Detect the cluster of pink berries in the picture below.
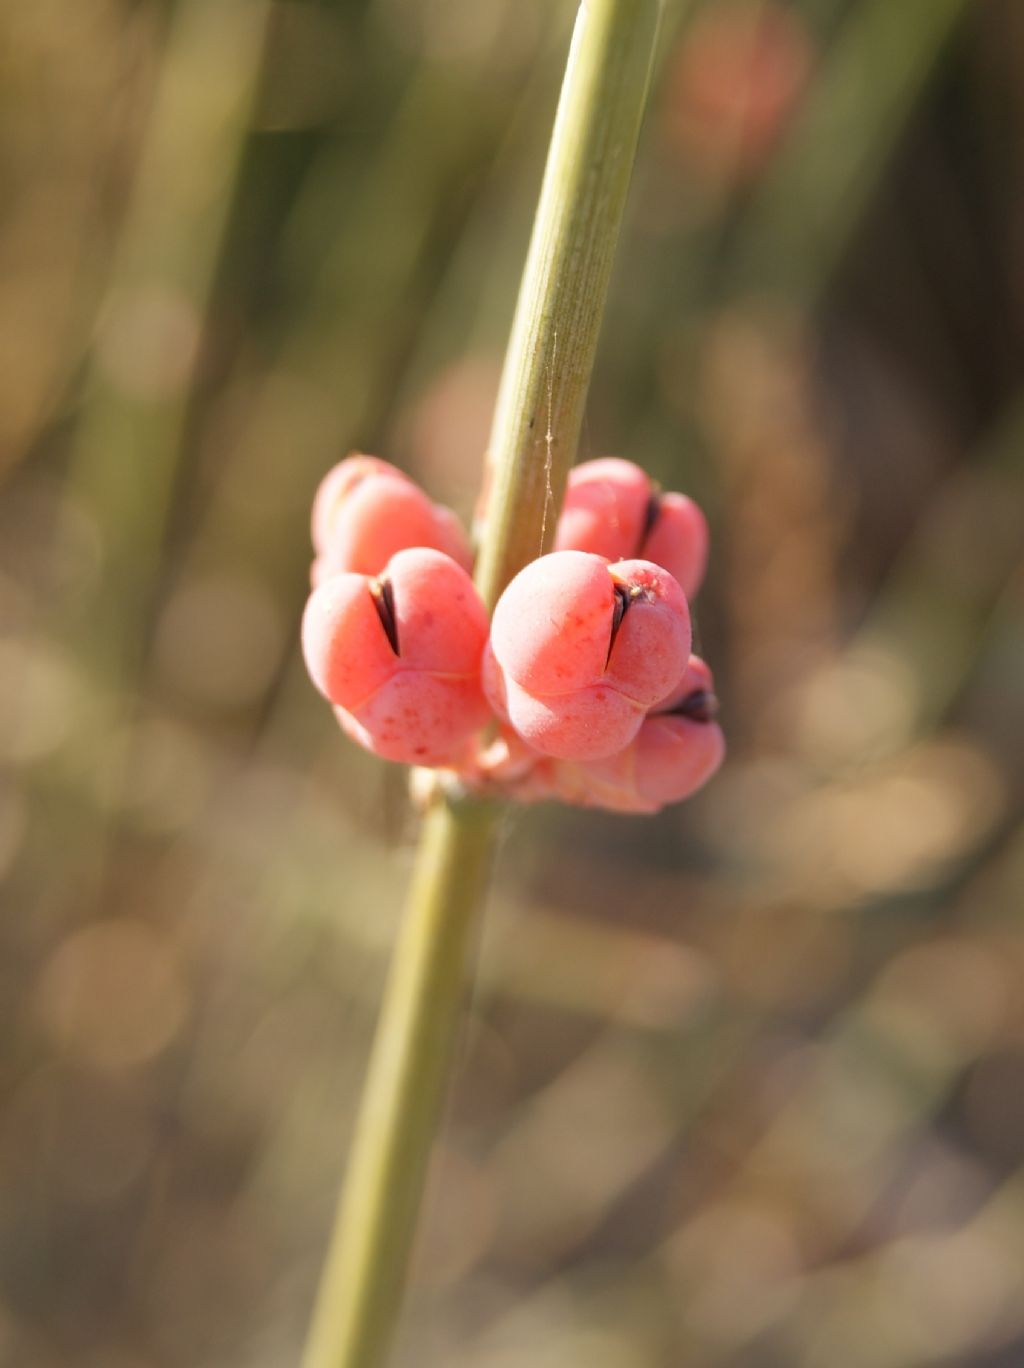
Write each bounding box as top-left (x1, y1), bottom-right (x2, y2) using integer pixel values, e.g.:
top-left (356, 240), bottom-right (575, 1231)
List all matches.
top-left (301, 454), bottom-right (724, 813)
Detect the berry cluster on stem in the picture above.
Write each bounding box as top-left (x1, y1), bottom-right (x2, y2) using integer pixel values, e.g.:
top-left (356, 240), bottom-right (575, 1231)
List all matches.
top-left (302, 452), bottom-right (724, 814)
top-left (301, 8), bottom-right (677, 1366)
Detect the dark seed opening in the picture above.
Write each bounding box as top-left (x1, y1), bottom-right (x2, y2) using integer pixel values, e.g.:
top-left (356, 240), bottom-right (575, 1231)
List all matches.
top-left (606, 582), bottom-right (647, 665)
top-left (667, 688), bottom-right (718, 724)
top-left (370, 576), bottom-right (400, 656)
top-left (638, 489), bottom-right (662, 553)
top-left (605, 584), bottom-right (632, 664)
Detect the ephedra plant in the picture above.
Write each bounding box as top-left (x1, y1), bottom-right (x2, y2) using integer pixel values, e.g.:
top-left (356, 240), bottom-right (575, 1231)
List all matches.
top-left (300, 2), bottom-right (721, 1364)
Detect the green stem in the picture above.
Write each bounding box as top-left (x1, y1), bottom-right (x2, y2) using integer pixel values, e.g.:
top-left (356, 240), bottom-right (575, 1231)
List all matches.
top-left (474, 0), bottom-right (662, 611)
top-left (301, 5), bottom-right (661, 1366)
top-left (301, 798), bottom-right (496, 1368)
top-left (67, 0), bottom-right (271, 685)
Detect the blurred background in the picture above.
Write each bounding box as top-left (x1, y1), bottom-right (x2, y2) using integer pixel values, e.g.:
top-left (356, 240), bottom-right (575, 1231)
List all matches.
top-left (2, 0), bottom-right (1024, 1364)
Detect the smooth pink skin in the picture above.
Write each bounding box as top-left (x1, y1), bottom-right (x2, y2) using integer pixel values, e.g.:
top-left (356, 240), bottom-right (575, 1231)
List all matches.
top-left (653, 653), bottom-right (714, 714)
top-left (345, 672), bottom-right (490, 766)
top-left (485, 624), bottom-right (648, 762)
top-left (641, 492), bottom-right (709, 600)
top-left (549, 653), bottom-right (724, 811)
top-left (481, 640), bottom-right (509, 721)
top-left (558, 744), bottom-right (639, 806)
top-left (487, 553), bottom-right (689, 760)
top-left (491, 552), bottom-right (689, 706)
top-left (431, 504), bottom-right (475, 572)
top-left (306, 546), bottom-right (486, 706)
top-left (302, 572), bottom-right (399, 710)
top-left (334, 699), bottom-right (478, 768)
top-left (605, 560), bottom-right (691, 707)
top-left (476, 654), bottom-right (725, 809)
top-left (486, 744), bottom-right (644, 810)
top-left (634, 652), bottom-right (724, 805)
top-left (490, 551), bottom-right (616, 695)
top-left (311, 454), bottom-right (395, 552)
top-left (542, 715), bottom-right (723, 813)
top-left (554, 458), bottom-right (652, 562)
top-left (632, 713), bottom-right (725, 806)
top-left (553, 455), bottom-right (709, 601)
top-left (383, 547), bottom-right (488, 674)
top-left (502, 675), bottom-right (644, 761)
top-left (316, 472), bottom-right (473, 580)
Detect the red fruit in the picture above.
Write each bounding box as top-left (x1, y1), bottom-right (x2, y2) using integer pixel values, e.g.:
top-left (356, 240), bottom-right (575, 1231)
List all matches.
top-left (311, 454), bottom-right (394, 552)
top-left (554, 458), bottom-right (710, 600)
top-left (301, 571), bottom-right (398, 710)
top-left (500, 675), bottom-right (646, 762)
top-left (302, 548), bottom-right (489, 766)
top-left (554, 457), bottom-right (653, 563)
top-left (604, 559), bottom-right (692, 707)
top-left (640, 492), bottom-right (709, 600)
top-left (311, 454), bottom-right (472, 581)
top-left (631, 708), bottom-right (725, 808)
top-left (588, 655), bottom-right (725, 811)
top-left (490, 551), bottom-right (616, 697)
top-left (487, 551), bottom-right (690, 760)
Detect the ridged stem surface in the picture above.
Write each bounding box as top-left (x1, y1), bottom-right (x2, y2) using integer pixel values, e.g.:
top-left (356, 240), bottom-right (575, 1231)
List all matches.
top-left (301, 5), bottom-right (661, 1365)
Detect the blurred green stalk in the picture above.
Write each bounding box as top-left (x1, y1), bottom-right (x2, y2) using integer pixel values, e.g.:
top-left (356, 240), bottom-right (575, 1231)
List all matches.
top-left (45, 0), bottom-right (269, 889)
top-left (67, 0), bottom-right (270, 680)
top-left (301, 3), bottom-right (661, 1365)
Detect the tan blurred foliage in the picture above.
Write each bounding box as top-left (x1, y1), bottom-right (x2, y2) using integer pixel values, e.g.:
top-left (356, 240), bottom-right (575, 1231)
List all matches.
top-left (1, 1), bottom-right (1023, 1365)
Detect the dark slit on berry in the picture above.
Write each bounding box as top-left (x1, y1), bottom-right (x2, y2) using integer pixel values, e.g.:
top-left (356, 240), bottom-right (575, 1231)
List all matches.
top-left (637, 489), bottom-right (661, 554)
top-left (370, 577), bottom-right (400, 655)
top-left (606, 583), bottom-right (634, 664)
top-left (668, 688), bottom-right (718, 724)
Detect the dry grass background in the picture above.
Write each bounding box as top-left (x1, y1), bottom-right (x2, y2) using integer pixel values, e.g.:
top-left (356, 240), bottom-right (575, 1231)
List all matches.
top-left (1, 1), bottom-right (1023, 1364)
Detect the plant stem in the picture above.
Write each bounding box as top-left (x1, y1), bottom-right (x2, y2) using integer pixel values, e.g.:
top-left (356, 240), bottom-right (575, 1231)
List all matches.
top-left (301, 796), bottom-right (497, 1368)
top-left (301, 5), bottom-right (661, 1366)
top-left (474, 0), bottom-right (662, 612)
top-left (67, 0), bottom-right (271, 687)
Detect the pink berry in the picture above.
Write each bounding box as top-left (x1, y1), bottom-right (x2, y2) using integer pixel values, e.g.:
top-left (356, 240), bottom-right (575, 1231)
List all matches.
top-left (490, 551), bottom-right (615, 696)
top-left (490, 551), bottom-right (690, 703)
top-left (494, 654), bottom-right (721, 812)
top-left (382, 546), bottom-right (488, 676)
top-left (554, 457), bottom-right (710, 599)
top-left (471, 656), bottom-right (724, 810)
top-left (603, 559), bottom-right (692, 706)
top-left (344, 672), bottom-right (487, 767)
top-left (311, 454), bottom-right (472, 581)
top-left (480, 639), bottom-right (509, 720)
top-left (651, 652), bottom-right (716, 716)
top-left (640, 492), bottom-right (708, 600)
top-left (487, 551), bottom-right (690, 760)
top-left (430, 503), bottom-right (476, 569)
top-left (579, 655), bottom-right (725, 812)
top-left (554, 457), bottom-right (652, 563)
top-left (311, 453), bottom-right (394, 552)
top-left (501, 674), bottom-right (646, 761)
top-left (302, 547), bottom-right (489, 766)
top-left (484, 643), bottom-right (638, 767)
top-left (631, 707), bottom-right (724, 808)
top-left (301, 571), bottom-right (399, 710)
